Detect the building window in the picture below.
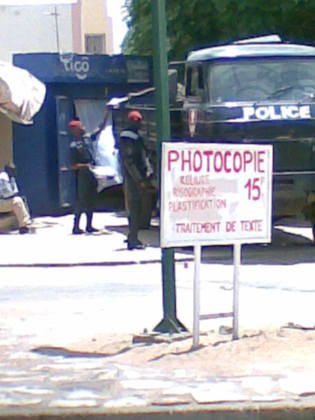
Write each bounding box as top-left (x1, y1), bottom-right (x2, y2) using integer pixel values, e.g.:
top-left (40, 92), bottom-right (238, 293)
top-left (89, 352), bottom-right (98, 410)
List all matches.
top-left (85, 34), bottom-right (106, 54)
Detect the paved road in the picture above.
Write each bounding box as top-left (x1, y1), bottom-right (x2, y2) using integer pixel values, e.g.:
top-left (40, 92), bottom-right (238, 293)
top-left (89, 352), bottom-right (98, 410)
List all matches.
top-left (0, 212), bottom-right (315, 418)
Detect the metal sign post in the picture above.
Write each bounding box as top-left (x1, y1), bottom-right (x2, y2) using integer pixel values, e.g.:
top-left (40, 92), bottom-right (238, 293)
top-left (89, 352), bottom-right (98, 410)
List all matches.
top-left (151, 0), bottom-right (187, 334)
top-left (232, 243), bottom-right (241, 340)
top-left (192, 243), bottom-right (242, 348)
top-left (193, 245), bottom-right (201, 348)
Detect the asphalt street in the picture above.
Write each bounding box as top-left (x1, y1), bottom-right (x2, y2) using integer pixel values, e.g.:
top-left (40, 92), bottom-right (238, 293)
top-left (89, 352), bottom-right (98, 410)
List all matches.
top-left (0, 212), bottom-right (315, 418)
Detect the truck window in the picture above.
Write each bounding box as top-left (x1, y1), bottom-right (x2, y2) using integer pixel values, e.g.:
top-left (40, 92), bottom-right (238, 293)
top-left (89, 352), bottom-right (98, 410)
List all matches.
top-left (208, 59), bottom-right (315, 104)
top-left (186, 65), bottom-right (204, 100)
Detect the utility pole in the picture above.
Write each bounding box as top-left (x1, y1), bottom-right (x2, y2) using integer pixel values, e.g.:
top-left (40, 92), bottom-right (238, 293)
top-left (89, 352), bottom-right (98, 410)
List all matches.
top-left (151, 0), bottom-right (187, 334)
top-left (45, 5), bottom-right (60, 53)
top-left (53, 6), bottom-right (60, 53)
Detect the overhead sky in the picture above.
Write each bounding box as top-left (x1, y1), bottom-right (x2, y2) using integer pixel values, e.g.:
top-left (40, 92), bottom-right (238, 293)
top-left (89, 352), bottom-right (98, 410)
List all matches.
top-left (0, 0), bottom-right (77, 3)
top-left (106, 0), bottom-right (128, 54)
top-left (0, 0), bottom-right (128, 54)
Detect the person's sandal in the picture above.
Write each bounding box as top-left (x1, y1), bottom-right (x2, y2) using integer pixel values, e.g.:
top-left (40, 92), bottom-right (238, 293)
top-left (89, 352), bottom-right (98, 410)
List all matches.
top-left (19, 226), bottom-right (30, 234)
top-left (72, 227), bottom-right (84, 235)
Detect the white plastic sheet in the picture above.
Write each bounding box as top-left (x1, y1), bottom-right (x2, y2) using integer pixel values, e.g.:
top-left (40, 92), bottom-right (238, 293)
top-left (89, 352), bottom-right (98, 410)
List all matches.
top-left (74, 99), bottom-right (123, 193)
top-left (0, 61), bottom-right (46, 125)
top-left (91, 110), bottom-right (123, 192)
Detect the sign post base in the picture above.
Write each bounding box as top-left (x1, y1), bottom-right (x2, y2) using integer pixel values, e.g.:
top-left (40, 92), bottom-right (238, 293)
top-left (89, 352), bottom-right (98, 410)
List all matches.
top-left (153, 317), bottom-right (187, 334)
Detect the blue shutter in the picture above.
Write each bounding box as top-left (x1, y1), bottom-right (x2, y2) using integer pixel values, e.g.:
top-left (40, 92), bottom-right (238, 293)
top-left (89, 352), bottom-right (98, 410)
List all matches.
top-left (56, 96), bottom-right (76, 208)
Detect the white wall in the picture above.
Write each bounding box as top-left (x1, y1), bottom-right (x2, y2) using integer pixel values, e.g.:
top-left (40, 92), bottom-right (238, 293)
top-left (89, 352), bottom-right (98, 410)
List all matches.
top-left (0, 4), bottom-right (73, 62)
top-left (81, 0), bottom-right (113, 54)
top-left (0, 4), bottom-right (73, 166)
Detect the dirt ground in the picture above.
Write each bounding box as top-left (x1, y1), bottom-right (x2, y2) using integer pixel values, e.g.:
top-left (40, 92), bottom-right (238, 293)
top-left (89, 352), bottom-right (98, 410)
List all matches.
top-left (67, 325), bottom-right (315, 378)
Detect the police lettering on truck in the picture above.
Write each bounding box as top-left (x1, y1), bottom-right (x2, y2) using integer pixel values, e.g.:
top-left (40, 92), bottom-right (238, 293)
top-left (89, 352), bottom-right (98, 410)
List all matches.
top-left (242, 105), bottom-right (311, 121)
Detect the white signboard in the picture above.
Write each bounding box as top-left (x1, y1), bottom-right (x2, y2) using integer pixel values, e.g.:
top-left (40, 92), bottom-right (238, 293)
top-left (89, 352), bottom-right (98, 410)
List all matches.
top-left (161, 142), bottom-right (273, 247)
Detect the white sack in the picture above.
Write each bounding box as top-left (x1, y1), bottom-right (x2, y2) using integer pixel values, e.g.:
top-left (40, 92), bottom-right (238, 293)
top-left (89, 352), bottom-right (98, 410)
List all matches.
top-left (91, 110), bottom-right (123, 193)
top-left (74, 99), bottom-right (123, 193)
top-left (0, 61), bottom-right (46, 125)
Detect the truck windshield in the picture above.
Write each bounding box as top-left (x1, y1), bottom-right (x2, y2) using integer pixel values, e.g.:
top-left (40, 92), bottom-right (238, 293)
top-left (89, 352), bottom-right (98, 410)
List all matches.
top-left (209, 59), bottom-right (315, 104)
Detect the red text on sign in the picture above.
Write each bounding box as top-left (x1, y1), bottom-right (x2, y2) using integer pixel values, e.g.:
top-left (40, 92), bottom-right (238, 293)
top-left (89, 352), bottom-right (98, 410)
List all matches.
top-left (167, 149), bottom-right (266, 174)
top-left (176, 222), bottom-right (221, 234)
top-left (244, 178), bottom-right (262, 200)
top-left (240, 219), bottom-right (263, 232)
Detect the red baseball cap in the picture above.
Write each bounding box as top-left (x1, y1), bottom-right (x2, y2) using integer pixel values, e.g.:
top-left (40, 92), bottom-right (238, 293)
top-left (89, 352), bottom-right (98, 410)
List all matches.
top-left (128, 110), bottom-right (142, 121)
top-left (68, 119), bottom-right (83, 129)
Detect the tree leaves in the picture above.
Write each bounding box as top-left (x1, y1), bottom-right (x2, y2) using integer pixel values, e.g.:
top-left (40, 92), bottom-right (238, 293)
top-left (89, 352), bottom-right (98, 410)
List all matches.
top-left (122, 0), bottom-right (315, 60)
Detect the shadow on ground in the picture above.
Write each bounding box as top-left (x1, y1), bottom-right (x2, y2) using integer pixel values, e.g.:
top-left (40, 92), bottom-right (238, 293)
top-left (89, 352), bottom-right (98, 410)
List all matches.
top-left (108, 217), bottom-right (315, 266)
top-left (31, 345), bottom-right (132, 359)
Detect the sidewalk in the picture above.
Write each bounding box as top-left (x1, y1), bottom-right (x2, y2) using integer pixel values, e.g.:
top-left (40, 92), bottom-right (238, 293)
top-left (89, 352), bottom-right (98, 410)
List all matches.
top-left (0, 212), bottom-right (167, 266)
top-left (0, 212), bottom-right (315, 419)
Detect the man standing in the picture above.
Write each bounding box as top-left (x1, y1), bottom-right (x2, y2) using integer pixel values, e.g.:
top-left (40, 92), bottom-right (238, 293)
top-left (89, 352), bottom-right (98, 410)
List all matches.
top-left (118, 110), bottom-right (154, 250)
top-left (68, 110), bottom-right (109, 234)
top-left (0, 163), bottom-right (32, 234)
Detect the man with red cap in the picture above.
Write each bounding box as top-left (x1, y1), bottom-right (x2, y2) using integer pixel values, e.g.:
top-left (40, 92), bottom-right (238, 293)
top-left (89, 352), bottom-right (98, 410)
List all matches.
top-left (68, 110), bottom-right (109, 234)
top-left (118, 110), bottom-right (153, 249)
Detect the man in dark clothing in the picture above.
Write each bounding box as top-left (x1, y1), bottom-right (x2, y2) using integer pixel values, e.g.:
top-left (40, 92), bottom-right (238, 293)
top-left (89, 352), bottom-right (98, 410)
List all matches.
top-left (68, 111), bottom-right (109, 234)
top-left (118, 110), bottom-right (154, 250)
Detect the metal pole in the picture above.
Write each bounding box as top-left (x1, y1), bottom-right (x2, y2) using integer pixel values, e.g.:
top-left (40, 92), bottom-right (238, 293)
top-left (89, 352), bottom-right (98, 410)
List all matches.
top-left (232, 243), bottom-right (241, 340)
top-left (192, 245), bottom-right (201, 348)
top-left (151, 0), bottom-right (186, 333)
top-left (54, 6), bottom-right (60, 53)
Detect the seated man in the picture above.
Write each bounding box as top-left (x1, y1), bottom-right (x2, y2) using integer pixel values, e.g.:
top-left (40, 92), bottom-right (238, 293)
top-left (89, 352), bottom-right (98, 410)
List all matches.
top-left (0, 163), bottom-right (32, 234)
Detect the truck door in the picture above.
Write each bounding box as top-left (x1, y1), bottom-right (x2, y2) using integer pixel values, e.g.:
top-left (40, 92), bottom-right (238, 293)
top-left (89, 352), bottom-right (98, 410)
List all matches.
top-left (56, 96), bottom-right (75, 208)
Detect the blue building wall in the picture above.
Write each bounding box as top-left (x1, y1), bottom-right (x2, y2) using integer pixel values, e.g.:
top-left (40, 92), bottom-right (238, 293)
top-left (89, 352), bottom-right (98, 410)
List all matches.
top-left (13, 92), bottom-right (57, 216)
top-left (12, 53), bottom-right (153, 216)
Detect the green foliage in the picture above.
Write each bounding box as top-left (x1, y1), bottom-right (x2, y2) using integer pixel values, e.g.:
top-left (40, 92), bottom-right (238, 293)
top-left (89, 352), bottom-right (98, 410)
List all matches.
top-left (122, 0), bottom-right (315, 60)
